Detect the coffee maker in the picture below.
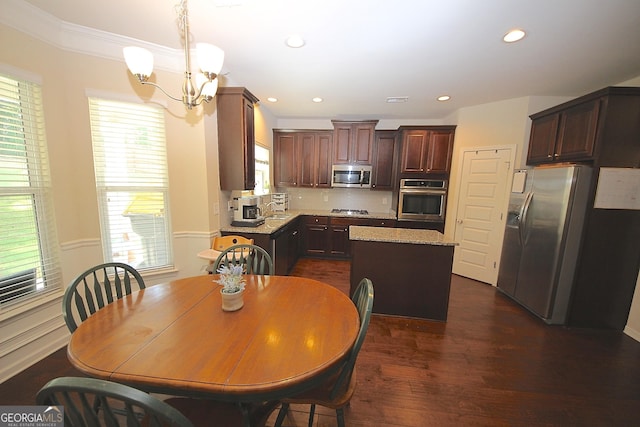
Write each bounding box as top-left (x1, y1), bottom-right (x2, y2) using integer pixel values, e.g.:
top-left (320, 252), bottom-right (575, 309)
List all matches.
top-left (231, 194), bottom-right (265, 227)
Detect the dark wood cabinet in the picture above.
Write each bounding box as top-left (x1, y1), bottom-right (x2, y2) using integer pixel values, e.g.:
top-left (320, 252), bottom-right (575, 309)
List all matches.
top-left (273, 132), bottom-right (298, 187)
top-left (371, 130), bottom-right (397, 190)
top-left (524, 86), bottom-right (640, 331)
top-left (303, 216), bottom-right (329, 256)
top-left (329, 217), bottom-right (369, 257)
top-left (331, 120), bottom-right (378, 164)
top-left (399, 126), bottom-right (455, 176)
top-left (216, 87), bottom-right (259, 190)
top-left (299, 132), bottom-right (332, 188)
top-left (273, 130), bottom-right (332, 188)
top-left (223, 218), bottom-right (301, 276)
top-left (272, 217), bottom-right (301, 275)
top-left (528, 99), bottom-right (600, 164)
top-left (303, 216), bottom-right (396, 258)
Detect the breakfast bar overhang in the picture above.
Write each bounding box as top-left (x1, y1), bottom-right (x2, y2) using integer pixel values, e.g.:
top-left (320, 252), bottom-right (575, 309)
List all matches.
top-left (349, 226), bottom-right (458, 321)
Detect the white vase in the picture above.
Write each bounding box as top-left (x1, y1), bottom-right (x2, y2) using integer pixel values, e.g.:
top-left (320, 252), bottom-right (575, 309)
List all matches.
top-left (220, 288), bottom-right (244, 311)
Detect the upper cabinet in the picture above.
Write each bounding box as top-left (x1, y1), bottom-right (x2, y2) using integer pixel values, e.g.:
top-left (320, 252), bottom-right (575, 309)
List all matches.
top-left (331, 120), bottom-right (378, 164)
top-left (273, 131), bottom-right (298, 187)
top-left (371, 130), bottom-right (398, 190)
top-left (273, 130), bottom-right (333, 188)
top-left (528, 99), bottom-right (600, 164)
top-left (528, 87), bottom-right (640, 167)
top-left (217, 87), bottom-right (259, 190)
top-left (399, 126), bottom-right (456, 176)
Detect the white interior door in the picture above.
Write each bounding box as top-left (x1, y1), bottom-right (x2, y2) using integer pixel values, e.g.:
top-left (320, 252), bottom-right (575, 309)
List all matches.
top-left (453, 148), bottom-right (514, 285)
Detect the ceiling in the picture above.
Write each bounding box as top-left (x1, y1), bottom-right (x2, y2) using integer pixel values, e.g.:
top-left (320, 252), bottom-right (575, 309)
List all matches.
top-left (17, 0), bottom-right (640, 120)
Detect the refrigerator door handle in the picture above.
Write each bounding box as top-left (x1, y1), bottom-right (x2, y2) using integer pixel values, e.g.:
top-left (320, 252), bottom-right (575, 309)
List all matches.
top-left (519, 191), bottom-right (534, 246)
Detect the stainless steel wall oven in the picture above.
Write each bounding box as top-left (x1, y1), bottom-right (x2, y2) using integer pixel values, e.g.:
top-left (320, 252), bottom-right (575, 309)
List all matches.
top-left (397, 179), bottom-right (447, 222)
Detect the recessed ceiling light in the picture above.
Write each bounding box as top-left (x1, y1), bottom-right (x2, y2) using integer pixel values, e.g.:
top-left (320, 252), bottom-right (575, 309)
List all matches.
top-left (503, 29), bottom-right (526, 43)
top-left (267, 97), bottom-right (278, 103)
top-left (312, 97), bottom-right (323, 103)
top-left (437, 95), bottom-right (451, 102)
top-left (285, 35), bottom-right (305, 48)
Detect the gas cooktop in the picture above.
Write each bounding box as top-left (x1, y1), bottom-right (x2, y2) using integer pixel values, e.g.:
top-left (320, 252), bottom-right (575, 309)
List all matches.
top-left (331, 209), bottom-right (369, 215)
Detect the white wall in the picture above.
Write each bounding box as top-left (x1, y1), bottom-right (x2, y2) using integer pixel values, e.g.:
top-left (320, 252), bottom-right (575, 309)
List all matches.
top-left (0, 24), bottom-right (218, 381)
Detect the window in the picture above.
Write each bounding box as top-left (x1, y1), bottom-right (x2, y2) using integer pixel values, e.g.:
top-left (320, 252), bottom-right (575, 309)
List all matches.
top-left (88, 98), bottom-right (172, 270)
top-left (0, 71), bottom-right (61, 306)
top-left (254, 143), bottom-right (270, 195)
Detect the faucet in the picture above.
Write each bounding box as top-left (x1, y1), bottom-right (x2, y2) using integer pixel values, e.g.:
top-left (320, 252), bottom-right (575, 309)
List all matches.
top-left (262, 201), bottom-right (277, 217)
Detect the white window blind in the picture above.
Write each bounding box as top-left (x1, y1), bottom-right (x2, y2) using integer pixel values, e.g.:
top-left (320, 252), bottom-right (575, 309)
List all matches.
top-left (0, 72), bottom-right (62, 307)
top-left (88, 98), bottom-right (173, 270)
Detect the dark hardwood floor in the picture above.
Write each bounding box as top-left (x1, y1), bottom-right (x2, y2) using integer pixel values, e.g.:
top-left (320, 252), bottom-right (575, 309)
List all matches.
top-left (2, 258), bottom-right (639, 426)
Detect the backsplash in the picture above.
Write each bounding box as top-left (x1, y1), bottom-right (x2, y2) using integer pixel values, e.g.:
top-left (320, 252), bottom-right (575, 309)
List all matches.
top-left (274, 187), bottom-right (395, 214)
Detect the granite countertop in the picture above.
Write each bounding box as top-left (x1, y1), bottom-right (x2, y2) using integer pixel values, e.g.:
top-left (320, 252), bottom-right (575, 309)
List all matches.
top-left (220, 209), bottom-right (396, 235)
top-left (349, 226), bottom-right (458, 246)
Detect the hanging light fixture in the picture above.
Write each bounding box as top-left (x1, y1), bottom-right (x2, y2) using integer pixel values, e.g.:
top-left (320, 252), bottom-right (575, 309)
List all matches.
top-left (123, 0), bottom-right (224, 109)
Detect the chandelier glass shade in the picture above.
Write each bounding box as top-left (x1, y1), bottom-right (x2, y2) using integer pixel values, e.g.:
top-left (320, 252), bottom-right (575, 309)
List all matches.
top-left (123, 0), bottom-right (224, 109)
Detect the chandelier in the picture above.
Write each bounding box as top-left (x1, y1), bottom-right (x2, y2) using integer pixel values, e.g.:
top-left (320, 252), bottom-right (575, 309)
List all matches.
top-left (123, 0), bottom-right (224, 110)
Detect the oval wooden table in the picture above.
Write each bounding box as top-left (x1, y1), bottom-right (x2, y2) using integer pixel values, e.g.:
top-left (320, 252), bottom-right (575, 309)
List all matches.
top-left (67, 274), bottom-right (359, 403)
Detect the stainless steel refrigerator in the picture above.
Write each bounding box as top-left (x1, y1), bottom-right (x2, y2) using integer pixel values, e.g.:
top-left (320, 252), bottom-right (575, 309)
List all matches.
top-left (497, 164), bottom-right (593, 325)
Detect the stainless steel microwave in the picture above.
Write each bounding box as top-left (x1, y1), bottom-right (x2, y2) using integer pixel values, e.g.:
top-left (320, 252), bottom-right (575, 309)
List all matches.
top-left (331, 165), bottom-right (372, 188)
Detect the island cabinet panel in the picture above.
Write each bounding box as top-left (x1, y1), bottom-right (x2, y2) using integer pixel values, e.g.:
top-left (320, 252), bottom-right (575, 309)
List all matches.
top-left (331, 120), bottom-right (378, 164)
top-left (350, 239), bottom-right (454, 320)
top-left (217, 87), bottom-right (259, 190)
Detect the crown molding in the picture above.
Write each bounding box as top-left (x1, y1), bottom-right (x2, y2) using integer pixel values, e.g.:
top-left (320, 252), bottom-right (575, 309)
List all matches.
top-left (2, 0), bottom-right (183, 73)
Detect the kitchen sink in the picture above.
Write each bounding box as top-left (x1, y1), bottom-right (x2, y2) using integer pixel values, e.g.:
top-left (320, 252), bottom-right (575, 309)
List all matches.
top-left (266, 213), bottom-right (291, 220)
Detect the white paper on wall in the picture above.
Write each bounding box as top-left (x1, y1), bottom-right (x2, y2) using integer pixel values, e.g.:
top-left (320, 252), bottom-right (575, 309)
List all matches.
top-left (594, 168), bottom-right (640, 210)
top-left (511, 170), bottom-right (527, 193)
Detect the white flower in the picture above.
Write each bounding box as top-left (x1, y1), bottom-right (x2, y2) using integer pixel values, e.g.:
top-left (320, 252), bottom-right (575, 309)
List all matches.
top-left (216, 264), bottom-right (246, 293)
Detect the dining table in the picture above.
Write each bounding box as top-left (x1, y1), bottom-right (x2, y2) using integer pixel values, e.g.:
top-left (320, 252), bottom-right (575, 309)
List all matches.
top-left (66, 274), bottom-right (360, 404)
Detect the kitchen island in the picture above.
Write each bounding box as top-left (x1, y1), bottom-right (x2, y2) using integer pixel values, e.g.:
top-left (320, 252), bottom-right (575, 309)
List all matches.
top-left (349, 226), bottom-right (458, 321)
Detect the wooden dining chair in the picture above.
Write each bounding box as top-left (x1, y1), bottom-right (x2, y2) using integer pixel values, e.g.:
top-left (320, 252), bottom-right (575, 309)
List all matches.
top-left (273, 278), bottom-right (375, 427)
top-left (37, 377), bottom-right (277, 427)
top-left (205, 235), bottom-right (255, 273)
top-left (211, 235), bottom-right (254, 252)
top-left (63, 262), bottom-right (145, 333)
top-left (213, 244), bottom-right (274, 275)
top-left (36, 376), bottom-right (195, 427)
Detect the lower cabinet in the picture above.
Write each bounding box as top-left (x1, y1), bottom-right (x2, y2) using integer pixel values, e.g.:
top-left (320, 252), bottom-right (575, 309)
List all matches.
top-left (303, 216), bottom-right (330, 256)
top-left (304, 216), bottom-right (395, 258)
top-left (222, 218), bottom-right (301, 276)
top-left (271, 218), bottom-right (301, 275)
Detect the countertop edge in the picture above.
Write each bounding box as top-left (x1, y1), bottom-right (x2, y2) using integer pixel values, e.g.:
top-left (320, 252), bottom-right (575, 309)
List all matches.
top-left (220, 210), bottom-right (398, 235)
top-left (349, 226), bottom-right (458, 246)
